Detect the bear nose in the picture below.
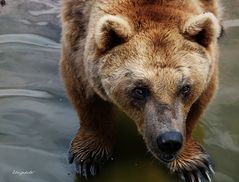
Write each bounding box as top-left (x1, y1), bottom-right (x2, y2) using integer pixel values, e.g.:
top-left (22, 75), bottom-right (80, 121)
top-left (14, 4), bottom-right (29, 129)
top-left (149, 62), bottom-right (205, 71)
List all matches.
top-left (157, 131), bottom-right (183, 154)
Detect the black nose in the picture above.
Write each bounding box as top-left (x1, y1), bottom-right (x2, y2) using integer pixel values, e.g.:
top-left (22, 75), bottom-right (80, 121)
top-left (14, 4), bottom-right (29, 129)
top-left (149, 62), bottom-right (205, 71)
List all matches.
top-left (157, 131), bottom-right (183, 154)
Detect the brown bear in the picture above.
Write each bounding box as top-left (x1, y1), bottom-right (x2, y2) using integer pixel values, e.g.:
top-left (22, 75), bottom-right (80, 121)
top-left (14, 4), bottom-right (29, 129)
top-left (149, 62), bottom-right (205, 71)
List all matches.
top-left (60, 0), bottom-right (222, 181)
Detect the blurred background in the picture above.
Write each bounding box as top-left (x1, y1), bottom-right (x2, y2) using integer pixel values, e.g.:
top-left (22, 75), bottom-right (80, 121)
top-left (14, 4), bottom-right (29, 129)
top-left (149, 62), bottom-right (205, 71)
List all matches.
top-left (0, 0), bottom-right (238, 182)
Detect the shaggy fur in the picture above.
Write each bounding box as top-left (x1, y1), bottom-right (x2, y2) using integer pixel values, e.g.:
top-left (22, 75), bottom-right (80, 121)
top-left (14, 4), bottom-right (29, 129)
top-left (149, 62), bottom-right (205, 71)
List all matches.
top-left (60, 0), bottom-right (222, 181)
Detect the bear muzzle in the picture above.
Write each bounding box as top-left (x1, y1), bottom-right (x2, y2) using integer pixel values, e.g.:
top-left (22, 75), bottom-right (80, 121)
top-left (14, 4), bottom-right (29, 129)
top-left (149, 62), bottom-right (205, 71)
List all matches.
top-left (157, 131), bottom-right (183, 162)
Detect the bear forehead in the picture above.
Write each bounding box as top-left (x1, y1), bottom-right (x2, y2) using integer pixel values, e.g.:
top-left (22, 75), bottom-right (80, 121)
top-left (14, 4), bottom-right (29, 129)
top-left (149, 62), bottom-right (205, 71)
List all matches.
top-left (119, 27), bottom-right (208, 70)
top-left (110, 33), bottom-right (209, 89)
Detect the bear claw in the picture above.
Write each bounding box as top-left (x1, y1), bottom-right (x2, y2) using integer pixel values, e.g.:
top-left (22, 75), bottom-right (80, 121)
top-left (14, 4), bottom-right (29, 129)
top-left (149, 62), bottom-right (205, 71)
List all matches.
top-left (69, 153), bottom-right (102, 178)
top-left (68, 145), bottom-right (113, 178)
top-left (168, 143), bottom-right (215, 182)
top-left (177, 160), bottom-right (214, 182)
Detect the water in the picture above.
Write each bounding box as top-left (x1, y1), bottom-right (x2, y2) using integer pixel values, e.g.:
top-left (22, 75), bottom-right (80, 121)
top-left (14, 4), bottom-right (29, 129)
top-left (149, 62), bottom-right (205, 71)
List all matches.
top-left (0, 0), bottom-right (238, 182)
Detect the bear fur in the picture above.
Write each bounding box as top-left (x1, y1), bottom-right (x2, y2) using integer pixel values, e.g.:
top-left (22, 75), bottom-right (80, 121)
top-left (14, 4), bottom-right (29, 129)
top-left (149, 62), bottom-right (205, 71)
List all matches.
top-left (60, 0), bottom-right (222, 181)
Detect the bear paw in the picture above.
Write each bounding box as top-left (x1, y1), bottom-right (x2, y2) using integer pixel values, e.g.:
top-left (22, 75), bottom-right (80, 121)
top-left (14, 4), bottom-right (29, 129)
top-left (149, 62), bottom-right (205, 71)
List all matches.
top-left (68, 132), bottom-right (114, 178)
top-left (168, 143), bottom-right (215, 182)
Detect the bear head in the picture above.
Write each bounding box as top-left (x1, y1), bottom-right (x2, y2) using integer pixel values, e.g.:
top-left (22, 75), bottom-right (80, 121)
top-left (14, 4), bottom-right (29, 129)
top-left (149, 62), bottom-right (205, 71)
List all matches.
top-left (84, 8), bottom-right (220, 163)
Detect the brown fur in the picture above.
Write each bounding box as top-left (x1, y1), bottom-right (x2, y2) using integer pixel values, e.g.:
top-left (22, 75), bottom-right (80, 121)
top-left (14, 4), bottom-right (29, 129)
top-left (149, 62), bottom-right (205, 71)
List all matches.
top-left (60, 0), bottom-right (222, 180)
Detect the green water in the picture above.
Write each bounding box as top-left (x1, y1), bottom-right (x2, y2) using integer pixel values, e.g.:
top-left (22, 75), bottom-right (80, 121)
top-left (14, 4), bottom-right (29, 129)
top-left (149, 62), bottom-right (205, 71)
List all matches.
top-left (0, 1), bottom-right (238, 182)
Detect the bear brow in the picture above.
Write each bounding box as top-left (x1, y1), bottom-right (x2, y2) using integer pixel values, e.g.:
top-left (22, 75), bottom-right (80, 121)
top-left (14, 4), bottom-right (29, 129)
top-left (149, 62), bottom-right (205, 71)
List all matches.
top-left (180, 42), bottom-right (208, 59)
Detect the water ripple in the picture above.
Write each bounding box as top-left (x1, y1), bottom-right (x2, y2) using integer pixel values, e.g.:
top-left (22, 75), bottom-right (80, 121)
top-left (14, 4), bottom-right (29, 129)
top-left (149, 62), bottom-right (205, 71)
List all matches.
top-left (0, 34), bottom-right (60, 49)
top-left (28, 0), bottom-right (60, 16)
top-left (0, 144), bottom-right (62, 157)
top-left (0, 89), bottom-right (53, 99)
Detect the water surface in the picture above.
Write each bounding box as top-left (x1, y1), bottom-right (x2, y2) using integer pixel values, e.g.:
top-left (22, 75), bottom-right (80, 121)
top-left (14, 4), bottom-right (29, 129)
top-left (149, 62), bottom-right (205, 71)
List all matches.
top-left (0, 1), bottom-right (238, 182)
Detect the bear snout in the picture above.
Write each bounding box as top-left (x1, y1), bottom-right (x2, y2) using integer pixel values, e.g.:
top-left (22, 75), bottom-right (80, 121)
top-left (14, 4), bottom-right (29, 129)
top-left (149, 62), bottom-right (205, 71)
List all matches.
top-left (157, 131), bottom-right (183, 155)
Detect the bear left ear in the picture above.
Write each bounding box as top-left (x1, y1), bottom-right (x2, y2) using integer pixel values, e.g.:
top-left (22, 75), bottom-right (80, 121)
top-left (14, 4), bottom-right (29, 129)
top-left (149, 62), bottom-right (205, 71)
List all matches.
top-left (182, 12), bottom-right (221, 47)
top-left (95, 15), bottom-right (133, 52)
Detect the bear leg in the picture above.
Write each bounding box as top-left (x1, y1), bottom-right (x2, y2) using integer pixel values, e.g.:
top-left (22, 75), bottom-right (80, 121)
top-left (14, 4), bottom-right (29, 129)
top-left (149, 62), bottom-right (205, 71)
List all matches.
top-left (61, 56), bottom-right (115, 178)
top-left (68, 95), bottom-right (115, 178)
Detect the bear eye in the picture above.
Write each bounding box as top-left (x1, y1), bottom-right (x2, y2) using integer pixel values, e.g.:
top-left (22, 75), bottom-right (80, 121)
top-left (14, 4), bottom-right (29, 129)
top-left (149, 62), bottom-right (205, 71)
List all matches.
top-left (180, 85), bottom-right (191, 97)
top-left (132, 87), bottom-right (149, 100)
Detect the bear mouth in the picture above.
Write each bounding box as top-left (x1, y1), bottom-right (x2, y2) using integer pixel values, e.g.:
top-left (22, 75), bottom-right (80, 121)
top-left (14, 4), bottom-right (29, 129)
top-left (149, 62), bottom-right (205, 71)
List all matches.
top-left (159, 153), bottom-right (176, 163)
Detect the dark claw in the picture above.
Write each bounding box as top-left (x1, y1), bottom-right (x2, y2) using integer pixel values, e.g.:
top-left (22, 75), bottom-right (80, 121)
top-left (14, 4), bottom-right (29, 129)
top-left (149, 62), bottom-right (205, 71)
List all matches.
top-left (179, 159), bottom-right (214, 182)
top-left (75, 163), bottom-right (81, 174)
top-left (200, 162), bottom-right (214, 181)
top-left (68, 149), bottom-right (111, 178)
top-left (208, 165), bottom-right (215, 175)
top-left (82, 162), bottom-right (89, 178)
top-left (194, 172), bottom-right (203, 182)
top-left (67, 139), bottom-right (113, 179)
top-left (200, 169), bottom-right (211, 182)
top-left (203, 159), bottom-right (214, 174)
top-left (181, 171), bottom-right (203, 182)
top-left (90, 163), bottom-right (98, 176)
top-left (174, 145), bottom-right (215, 182)
top-left (68, 151), bottom-right (75, 164)
top-left (203, 157), bottom-right (213, 168)
top-left (183, 171), bottom-right (192, 182)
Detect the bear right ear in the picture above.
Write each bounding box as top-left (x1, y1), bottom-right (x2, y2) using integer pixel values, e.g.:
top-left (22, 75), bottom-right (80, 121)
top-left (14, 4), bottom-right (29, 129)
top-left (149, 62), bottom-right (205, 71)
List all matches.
top-left (182, 13), bottom-right (221, 47)
top-left (95, 15), bottom-right (133, 52)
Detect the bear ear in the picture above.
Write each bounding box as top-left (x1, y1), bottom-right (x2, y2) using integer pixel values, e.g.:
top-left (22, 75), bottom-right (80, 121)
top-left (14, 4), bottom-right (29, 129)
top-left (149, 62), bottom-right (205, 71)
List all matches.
top-left (182, 12), bottom-right (221, 47)
top-left (95, 15), bottom-right (133, 52)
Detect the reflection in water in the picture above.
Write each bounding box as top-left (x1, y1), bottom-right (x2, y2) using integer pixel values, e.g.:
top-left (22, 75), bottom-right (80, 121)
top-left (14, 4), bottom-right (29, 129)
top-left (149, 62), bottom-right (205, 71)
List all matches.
top-left (0, 1), bottom-right (239, 182)
top-left (0, 89), bottom-right (53, 99)
top-left (0, 34), bottom-right (60, 49)
top-left (28, 0), bottom-right (60, 16)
